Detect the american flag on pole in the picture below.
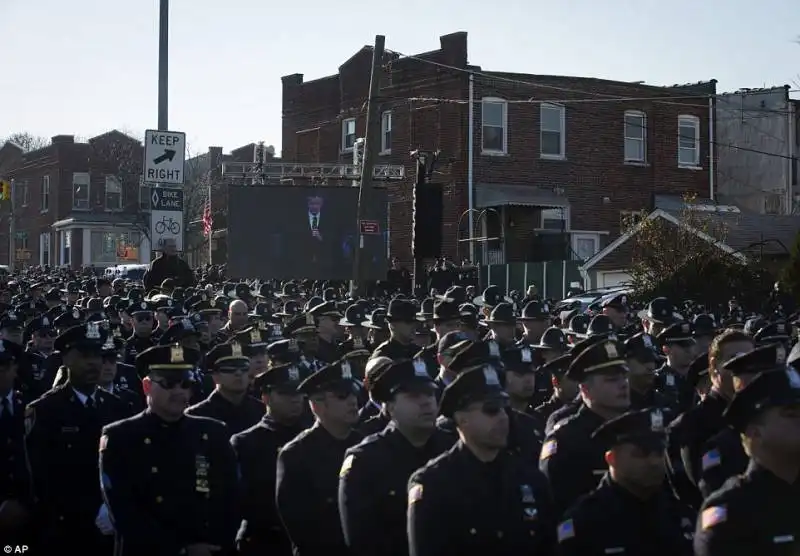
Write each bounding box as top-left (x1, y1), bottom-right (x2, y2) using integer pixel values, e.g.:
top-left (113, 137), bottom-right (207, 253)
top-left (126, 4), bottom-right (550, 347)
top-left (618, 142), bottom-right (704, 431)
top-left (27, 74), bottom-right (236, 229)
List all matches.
top-left (202, 187), bottom-right (213, 237)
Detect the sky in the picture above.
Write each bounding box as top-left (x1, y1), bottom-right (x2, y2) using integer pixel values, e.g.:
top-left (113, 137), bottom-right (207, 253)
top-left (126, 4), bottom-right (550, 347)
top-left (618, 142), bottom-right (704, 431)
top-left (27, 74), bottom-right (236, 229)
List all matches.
top-left (2, 0), bottom-right (799, 157)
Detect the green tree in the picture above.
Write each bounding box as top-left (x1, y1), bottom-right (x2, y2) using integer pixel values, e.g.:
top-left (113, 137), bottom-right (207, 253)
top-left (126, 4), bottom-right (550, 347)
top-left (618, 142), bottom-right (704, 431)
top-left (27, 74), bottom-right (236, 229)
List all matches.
top-left (625, 195), bottom-right (773, 309)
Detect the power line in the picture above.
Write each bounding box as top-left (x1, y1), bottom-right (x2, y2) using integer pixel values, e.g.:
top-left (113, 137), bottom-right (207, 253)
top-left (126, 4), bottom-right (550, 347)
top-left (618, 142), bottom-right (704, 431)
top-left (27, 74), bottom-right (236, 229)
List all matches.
top-left (385, 48), bottom-right (800, 116)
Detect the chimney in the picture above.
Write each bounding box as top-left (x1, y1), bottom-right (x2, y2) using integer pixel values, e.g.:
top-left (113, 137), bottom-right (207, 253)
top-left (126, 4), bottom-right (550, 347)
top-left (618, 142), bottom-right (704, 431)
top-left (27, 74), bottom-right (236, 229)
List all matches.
top-left (439, 32), bottom-right (468, 68)
top-left (51, 135), bottom-right (75, 145)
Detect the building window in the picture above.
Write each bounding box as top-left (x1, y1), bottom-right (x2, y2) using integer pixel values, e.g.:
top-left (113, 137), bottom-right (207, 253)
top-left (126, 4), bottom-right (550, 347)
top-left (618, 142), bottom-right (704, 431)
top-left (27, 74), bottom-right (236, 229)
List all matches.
top-left (21, 181), bottom-right (29, 207)
top-left (15, 235), bottom-right (28, 251)
top-left (139, 183), bottom-right (151, 211)
top-left (380, 111), bottom-right (392, 154)
top-left (481, 98), bottom-right (507, 154)
top-left (72, 172), bottom-right (90, 209)
top-left (541, 207), bottom-right (567, 230)
top-left (572, 233), bottom-right (599, 261)
top-left (40, 232), bottom-right (50, 266)
top-left (105, 175), bottom-right (123, 210)
top-left (41, 175), bottom-right (50, 211)
top-left (341, 118), bottom-right (356, 152)
top-left (624, 111), bottom-right (647, 162)
top-left (678, 115), bottom-right (700, 167)
top-left (541, 103), bottom-right (565, 158)
top-left (90, 230), bottom-right (141, 264)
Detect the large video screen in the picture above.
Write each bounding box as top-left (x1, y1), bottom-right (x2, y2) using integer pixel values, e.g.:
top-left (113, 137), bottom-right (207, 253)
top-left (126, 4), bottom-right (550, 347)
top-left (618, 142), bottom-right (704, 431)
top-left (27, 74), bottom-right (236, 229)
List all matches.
top-left (227, 185), bottom-right (388, 280)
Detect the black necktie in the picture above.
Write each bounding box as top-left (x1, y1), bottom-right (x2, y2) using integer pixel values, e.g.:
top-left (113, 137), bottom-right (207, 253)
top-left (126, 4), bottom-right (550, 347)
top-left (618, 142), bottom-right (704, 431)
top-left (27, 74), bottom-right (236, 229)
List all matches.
top-left (312, 215), bottom-right (318, 230)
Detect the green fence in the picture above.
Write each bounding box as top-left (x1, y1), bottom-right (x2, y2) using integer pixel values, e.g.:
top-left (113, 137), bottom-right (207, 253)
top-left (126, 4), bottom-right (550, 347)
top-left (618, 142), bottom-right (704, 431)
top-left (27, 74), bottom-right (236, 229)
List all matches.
top-left (479, 261), bottom-right (585, 299)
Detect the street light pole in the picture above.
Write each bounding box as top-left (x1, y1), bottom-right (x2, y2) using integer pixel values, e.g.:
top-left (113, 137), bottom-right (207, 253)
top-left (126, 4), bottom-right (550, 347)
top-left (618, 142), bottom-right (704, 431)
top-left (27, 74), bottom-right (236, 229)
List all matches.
top-left (158, 0), bottom-right (169, 131)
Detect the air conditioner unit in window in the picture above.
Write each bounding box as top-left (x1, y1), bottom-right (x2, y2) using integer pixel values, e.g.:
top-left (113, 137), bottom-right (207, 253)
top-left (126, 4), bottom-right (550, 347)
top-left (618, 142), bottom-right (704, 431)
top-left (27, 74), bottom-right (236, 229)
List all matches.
top-left (763, 194), bottom-right (783, 215)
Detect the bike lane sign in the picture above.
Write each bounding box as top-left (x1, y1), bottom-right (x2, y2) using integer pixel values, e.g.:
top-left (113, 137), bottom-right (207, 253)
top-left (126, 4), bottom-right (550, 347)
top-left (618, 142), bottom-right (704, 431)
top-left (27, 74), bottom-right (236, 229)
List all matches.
top-left (150, 187), bottom-right (184, 251)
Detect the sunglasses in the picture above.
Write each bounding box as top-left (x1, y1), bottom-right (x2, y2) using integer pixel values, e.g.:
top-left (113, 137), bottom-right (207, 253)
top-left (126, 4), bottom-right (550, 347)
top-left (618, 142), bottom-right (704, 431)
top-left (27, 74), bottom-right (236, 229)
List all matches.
top-left (152, 377), bottom-right (195, 390)
top-left (134, 314), bottom-right (153, 322)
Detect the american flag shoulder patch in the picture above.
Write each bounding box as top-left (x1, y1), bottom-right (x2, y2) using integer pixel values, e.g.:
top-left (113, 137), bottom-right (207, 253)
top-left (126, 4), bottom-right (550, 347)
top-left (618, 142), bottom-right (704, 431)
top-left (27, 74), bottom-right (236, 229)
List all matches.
top-left (408, 483), bottom-right (423, 504)
top-left (701, 506), bottom-right (727, 530)
top-left (540, 439), bottom-right (557, 460)
top-left (557, 519), bottom-right (575, 542)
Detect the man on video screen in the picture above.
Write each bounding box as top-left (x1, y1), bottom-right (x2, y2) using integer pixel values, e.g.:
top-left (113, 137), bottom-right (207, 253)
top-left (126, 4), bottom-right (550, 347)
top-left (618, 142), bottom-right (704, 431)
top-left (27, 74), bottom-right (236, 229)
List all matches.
top-left (305, 193), bottom-right (337, 274)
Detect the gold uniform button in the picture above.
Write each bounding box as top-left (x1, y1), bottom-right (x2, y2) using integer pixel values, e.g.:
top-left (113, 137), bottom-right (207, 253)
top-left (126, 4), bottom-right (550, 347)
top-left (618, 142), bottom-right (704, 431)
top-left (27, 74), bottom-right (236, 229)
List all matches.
top-left (66, 444), bottom-right (72, 449)
top-left (156, 496), bottom-right (163, 503)
top-left (469, 528), bottom-right (476, 535)
top-left (151, 467), bottom-right (158, 474)
top-left (496, 531), bottom-right (504, 539)
top-left (389, 490), bottom-right (396, 496)
top-left (59, 515), bottom-right (65, 521)
top-left (144, 438), bottom-right (151, 445)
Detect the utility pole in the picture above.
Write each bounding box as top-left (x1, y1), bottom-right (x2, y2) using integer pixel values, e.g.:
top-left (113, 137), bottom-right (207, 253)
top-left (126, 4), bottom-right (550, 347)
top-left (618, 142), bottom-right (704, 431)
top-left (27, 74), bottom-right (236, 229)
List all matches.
top-left (157, 0), bottom-right (169, 130)
top-left (352, 34), bottom-right (385, 296)
top-left (9, 180), bottom-right (15, 270)
top-left (411, 150), bottom-right (439, 293)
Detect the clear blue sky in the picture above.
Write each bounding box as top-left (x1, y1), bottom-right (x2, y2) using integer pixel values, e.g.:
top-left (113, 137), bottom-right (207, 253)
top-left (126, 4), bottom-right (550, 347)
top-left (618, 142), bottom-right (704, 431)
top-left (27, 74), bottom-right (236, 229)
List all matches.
top-left (2, 0), bottom-right (798, 157)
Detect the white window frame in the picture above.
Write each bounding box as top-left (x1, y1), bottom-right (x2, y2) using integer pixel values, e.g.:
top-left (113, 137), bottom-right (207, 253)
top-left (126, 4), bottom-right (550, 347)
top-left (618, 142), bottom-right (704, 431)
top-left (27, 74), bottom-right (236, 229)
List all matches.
top-left (380, 111), bottom-right (392, 154)
top-left (341, 118), bottom-right (356, 152)
top-left (72, 172), bottom-right (90, 210)
top-left (678, 115), bottom-right (701, 167)
top-left (61, 230), bottom-right (71, 266)
top-left (540, 103), bottom-right (566, 159)
top-left (21, 181), bottom-right (29, 207)
top-left (572, 233), bottom-right (600, 261)
top-left (481, 98), bottom-right (508, 155)
top-left (105, 175), bottom-right (123, 211)
top-left (41, 175), bottom-right (50, 212)
top-left (624, 110), bottom-right (647, 163)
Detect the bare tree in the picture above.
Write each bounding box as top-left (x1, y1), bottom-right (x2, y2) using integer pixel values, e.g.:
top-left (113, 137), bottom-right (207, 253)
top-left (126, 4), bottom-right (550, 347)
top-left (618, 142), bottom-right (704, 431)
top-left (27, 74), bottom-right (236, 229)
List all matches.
top-left (3, 132), bottom-right (50, 153)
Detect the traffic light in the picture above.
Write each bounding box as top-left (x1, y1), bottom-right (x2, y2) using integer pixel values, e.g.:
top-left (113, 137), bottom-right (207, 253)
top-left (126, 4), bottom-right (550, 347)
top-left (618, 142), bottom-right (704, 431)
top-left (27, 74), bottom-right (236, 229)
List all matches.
top-left (0, 181), bottom-right (9, 201)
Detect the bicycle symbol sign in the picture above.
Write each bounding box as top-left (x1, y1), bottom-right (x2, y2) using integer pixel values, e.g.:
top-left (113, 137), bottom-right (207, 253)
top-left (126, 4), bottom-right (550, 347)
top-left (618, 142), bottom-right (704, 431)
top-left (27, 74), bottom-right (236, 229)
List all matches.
top-left (151, 209), bottom-right (183, 250)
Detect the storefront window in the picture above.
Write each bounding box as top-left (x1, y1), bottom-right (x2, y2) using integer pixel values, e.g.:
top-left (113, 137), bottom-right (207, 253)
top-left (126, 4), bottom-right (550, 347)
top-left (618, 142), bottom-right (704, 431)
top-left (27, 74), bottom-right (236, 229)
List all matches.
top-left (90, 231), bottom-right (140, 264)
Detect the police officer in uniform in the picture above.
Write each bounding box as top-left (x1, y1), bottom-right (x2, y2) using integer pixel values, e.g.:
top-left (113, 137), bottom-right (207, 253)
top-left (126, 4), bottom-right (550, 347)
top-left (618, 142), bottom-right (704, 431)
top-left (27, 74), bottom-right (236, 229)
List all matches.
top-left (694, 365), bottom-right (800, 555)
top-left (370, 299), bottom-right (421, 361)
top-left (407, 365), bottom-right (556, 556)
top-left (25, 321), bottom-right (128, 553)
top-left (697, 344), bottom-right (786, 498)
top-left (309, 301), bottom-right (345, 364)
top-left (555, 408), bottom-right (695, 555)
top-left (231, 361), bottom-right (313, 556)
top-left (339, 358), bottom-right (452, 556)
top-left (275, 358), bottom-right (363, 556)
top-left (654, 321), bottom-right (697, 413)
top-left (540, 338), bottom-right (631, 516)
top-left (666, 329), bottom-right (755, 509)
top-left (97, 335), bottom-right (143, 416)
top-left (185, 341), bottom-right (264, 435)
top-left (99, 343), bottom-right (239, 556)
top-left (532, 353), bottom-right (576, 423)
top-left (0, 340), bottom-right (31, 541)
top-left (123, 300), bottom-right (157, 364)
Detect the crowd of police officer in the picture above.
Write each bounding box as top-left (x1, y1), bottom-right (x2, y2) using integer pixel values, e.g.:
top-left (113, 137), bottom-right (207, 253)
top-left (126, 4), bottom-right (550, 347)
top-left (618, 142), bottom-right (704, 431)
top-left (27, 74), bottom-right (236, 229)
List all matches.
top-left (0, 272), bottom-right (798, 555)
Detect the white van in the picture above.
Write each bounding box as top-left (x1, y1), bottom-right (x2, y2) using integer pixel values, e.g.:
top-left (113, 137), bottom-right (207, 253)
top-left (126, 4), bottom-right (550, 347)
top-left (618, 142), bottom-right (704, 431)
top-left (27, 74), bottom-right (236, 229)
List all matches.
top-left (104, 264), bottom-right (148, 281)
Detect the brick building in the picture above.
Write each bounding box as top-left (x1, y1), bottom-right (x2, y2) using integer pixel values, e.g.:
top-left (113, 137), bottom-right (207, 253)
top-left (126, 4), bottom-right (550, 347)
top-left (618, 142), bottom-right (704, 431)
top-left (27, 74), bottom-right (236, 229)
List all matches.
top-left (0, 130), bottom-right (151, 269)
top-left (184, 142), bottom-right (279, 265)
top-left (282, 31), bottom-right (716, 287)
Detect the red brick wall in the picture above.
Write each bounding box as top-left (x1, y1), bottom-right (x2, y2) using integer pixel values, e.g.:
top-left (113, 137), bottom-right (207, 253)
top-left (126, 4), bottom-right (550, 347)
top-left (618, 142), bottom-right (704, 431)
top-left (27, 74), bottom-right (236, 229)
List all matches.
top-left (281, 32), bottom-right (712, 266)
